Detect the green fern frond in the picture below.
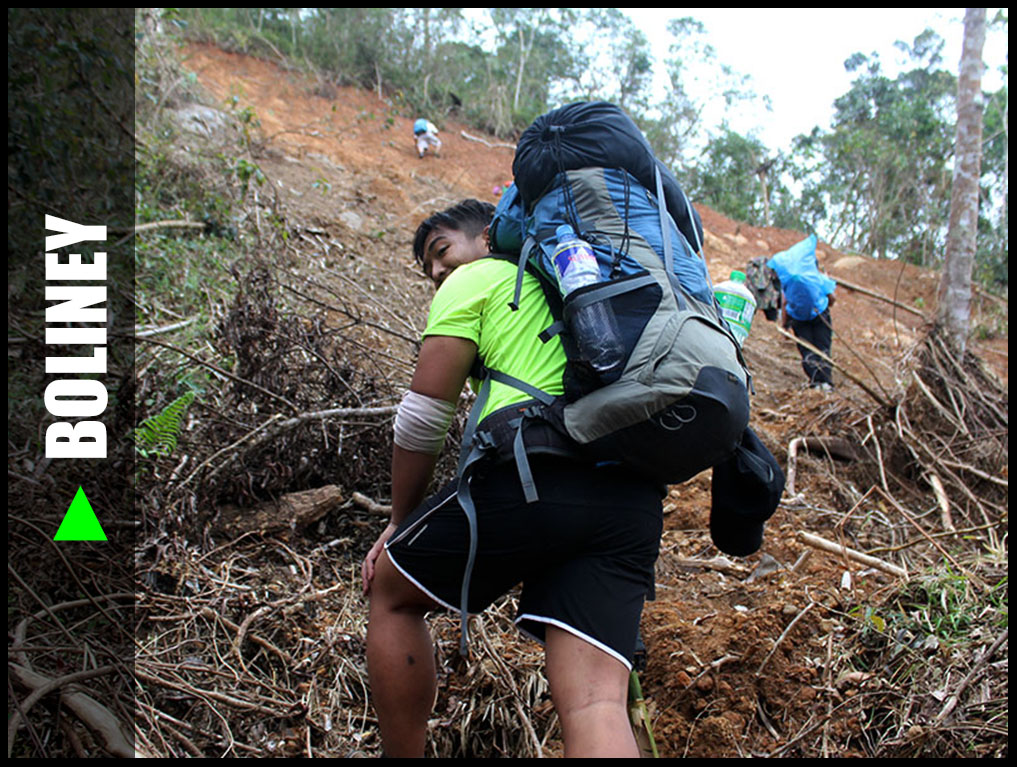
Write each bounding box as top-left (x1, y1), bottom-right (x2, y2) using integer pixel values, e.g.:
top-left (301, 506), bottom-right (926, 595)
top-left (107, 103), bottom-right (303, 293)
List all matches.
top-left (134, 390), bottom-right (196, 457)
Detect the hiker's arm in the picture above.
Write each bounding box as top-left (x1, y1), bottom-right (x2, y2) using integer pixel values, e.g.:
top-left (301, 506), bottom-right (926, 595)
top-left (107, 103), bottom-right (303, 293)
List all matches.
top-left (363, 335), bottom-right (476, 594)
top-left (360, 445), bottom-right (437, 595)
top-left (390, 335), bottom-right (477, 523)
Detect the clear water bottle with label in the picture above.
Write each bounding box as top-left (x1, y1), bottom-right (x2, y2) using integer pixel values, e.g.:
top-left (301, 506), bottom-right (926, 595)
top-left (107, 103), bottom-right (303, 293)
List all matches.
top-left (551, 224), bottom-right (624, 374)
top-left (714, 270), bottom-right (757, 346)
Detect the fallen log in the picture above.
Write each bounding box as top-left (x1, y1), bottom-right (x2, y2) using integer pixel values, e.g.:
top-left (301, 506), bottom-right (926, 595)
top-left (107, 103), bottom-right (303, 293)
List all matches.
top-left (460, 130), bottom-right (516, 150)
top-left (217, 484), bottom-right (345, 535)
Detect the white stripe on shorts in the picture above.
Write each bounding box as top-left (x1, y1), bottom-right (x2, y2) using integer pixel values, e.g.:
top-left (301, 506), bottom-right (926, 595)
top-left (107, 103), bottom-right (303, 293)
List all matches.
top-left (515, 613), bottom-right (632, 671)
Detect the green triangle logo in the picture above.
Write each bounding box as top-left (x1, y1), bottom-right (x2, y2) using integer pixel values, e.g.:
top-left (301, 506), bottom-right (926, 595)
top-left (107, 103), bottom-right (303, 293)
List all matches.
top-left (54, 486), bottom-right (107, 541)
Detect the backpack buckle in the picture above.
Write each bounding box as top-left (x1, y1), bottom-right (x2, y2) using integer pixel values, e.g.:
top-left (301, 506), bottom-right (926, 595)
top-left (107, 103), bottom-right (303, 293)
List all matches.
top-left (474, 430), bottom-right (496, 451)
top-left (521, 404), bottom-right (544, 420)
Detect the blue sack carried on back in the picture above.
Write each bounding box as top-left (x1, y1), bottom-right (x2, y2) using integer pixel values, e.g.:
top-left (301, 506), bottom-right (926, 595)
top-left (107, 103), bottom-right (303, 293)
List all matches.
top-left (767, 234), bottom-right (819, 284)
top-left (767, 235), bottom-right (836, 320)
top-left (783, 272), bottom-right (837, 321)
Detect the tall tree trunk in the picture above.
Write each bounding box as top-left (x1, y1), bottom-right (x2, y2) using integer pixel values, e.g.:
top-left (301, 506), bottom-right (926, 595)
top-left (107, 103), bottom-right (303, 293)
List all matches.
top-left (1002, 90), bottom-right (1009, 235)
top-left (420, 7), bottom-right (432, 105)
top-left (758, 172), bottom-right (771, 227)
top-left (937, 8), bottom-right (987, 355)
top-left (752, 154), bottom-right (773, 227)
top-left (513, 26), bottom-right (534, 113)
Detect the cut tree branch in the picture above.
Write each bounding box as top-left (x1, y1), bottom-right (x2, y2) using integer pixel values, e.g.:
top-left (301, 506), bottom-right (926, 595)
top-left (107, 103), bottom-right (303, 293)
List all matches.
top-left (833, 276), bottom-right (927, 318)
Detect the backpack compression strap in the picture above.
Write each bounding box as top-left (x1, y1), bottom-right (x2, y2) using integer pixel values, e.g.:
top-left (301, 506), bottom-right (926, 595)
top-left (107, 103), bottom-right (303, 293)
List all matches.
top-left (652, 166), bottom-right (692, 311)
top-left (654, 166), bottom-right (675, 279)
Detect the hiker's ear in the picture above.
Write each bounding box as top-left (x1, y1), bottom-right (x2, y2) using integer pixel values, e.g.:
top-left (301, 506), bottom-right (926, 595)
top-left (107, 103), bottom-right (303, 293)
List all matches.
top-left (483, 224), bottom-right (491, 252)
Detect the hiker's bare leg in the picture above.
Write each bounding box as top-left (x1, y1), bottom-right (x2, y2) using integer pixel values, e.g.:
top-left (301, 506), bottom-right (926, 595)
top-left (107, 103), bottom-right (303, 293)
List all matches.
top-left (545, 626), bottom-right (639, 758)
top-left (367, 550), bottom-right (438, 757)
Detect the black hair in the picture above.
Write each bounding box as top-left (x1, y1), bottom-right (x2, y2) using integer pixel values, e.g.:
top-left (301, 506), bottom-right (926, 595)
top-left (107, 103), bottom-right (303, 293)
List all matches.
top-left (412, 199), bottom-right (495, 266)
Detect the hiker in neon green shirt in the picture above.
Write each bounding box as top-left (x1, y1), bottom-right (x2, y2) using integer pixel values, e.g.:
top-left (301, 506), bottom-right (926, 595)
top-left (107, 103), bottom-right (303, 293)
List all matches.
top-left (361, 199), bottom-right (663, 757)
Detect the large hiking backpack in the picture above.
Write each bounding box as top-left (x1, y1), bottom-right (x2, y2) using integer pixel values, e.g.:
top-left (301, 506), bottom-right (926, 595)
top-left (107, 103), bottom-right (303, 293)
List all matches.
top-left (452, 104), bottom-right (755, 654)
top-left (511, 101), bottom-right (705, 255)
top-left (473, 103), bottom-right (750, 487)
top-left (490, 104), bottom-right (705, 265)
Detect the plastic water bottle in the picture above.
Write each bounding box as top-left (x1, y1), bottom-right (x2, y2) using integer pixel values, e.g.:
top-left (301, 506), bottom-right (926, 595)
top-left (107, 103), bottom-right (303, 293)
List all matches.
top-left (714, 270), bottom-right (757, 347)
top-left (551, 225), bottom-right (624, 374)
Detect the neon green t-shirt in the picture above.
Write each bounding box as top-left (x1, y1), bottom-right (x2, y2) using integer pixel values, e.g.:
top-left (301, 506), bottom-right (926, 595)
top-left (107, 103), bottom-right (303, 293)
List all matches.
top-left (423, 257), bottom-right (565, 422)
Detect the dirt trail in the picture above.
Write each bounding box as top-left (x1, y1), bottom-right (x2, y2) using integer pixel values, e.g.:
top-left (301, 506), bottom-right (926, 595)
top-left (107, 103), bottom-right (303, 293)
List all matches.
top-left (177, 44), bottom-right (1008, 758)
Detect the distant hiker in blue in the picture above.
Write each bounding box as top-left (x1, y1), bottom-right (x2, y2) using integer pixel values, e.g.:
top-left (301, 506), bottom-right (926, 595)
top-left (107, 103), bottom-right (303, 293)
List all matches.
top-left (768, 235), bottom-right (837, 390)
top-left (412, 117), bottom-right (441, 159)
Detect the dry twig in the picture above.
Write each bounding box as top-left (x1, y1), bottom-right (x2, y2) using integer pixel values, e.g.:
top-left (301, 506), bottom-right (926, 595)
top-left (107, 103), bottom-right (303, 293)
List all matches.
top-left (775, 325), bottom-right (891, 408)
top-left (934, 628), bottom-right (1008, 724)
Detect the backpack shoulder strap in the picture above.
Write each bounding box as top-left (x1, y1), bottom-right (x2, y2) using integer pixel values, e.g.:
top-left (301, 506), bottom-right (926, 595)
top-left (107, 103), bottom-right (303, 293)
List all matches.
top-left (450, 253), bottom-right (569, 655)
top-left (487, 250), bottom-right (566, 341)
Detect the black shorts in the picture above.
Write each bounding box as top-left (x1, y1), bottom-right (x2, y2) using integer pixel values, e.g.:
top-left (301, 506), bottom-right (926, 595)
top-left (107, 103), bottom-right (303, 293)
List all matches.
top-left (385, 456), bottom-right (663, 669)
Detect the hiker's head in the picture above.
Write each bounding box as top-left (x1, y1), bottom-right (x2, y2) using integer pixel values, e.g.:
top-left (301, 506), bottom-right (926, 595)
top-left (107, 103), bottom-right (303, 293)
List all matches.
top-left (413, 199), bottom-right (494, 286)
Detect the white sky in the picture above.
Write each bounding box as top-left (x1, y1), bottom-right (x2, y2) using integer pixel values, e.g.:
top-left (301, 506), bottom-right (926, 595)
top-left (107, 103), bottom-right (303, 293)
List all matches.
top-left (625, 7), bottom-right (1008, 153)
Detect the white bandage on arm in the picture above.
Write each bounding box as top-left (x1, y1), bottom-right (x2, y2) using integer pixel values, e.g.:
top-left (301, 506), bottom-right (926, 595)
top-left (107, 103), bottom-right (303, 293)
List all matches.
top-left (393, 390), bottom-right (457, 455)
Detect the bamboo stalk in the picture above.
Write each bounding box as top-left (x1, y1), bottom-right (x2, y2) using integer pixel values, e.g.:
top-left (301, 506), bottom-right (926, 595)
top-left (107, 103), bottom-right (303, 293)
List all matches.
top-left (796, 531), bottom-right (908, 578)
top-left (926, 473), bottom-right (955, 532)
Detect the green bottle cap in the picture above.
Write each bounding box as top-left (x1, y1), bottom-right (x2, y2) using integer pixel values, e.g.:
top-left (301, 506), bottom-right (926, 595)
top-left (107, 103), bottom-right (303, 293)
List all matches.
top-left (731, 270), bottom-right (746, 282)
